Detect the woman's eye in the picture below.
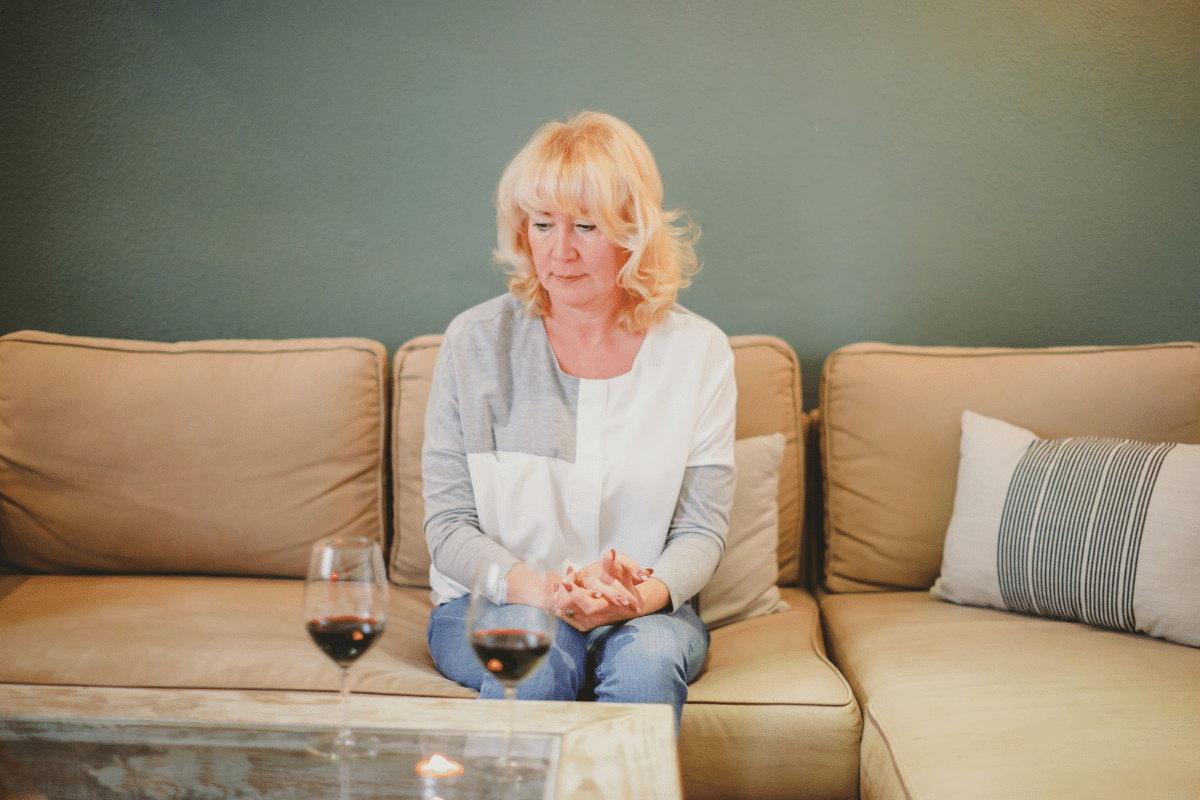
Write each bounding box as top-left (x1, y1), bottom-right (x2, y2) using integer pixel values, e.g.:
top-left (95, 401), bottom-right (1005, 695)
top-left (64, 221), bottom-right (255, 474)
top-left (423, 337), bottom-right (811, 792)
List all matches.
top-left (532, 222), bottom-right (551, 231)
top-left (576, 224), bottom-right (596, 233)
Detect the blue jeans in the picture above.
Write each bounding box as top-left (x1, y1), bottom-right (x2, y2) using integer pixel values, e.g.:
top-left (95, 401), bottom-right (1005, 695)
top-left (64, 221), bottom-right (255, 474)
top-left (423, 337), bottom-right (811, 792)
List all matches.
top-left (428, 595), bottom-right (709, 728)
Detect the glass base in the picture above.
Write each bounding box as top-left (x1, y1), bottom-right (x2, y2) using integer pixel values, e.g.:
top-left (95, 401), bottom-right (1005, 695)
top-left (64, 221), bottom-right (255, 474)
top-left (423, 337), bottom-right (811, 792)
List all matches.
top-left (308, 729), bottom-right (383, 761)
top-left (474, 754), bottom-right (546, 783)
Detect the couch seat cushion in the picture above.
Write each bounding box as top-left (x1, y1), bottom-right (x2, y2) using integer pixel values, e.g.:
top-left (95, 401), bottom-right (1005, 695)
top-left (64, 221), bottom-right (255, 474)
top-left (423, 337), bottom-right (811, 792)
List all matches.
top-left (821, 591), bottom-right (1200, 800)
top-left (0, 575), bottom-right (472, 698)
top-left (682, 587), bottom-right (861, 800)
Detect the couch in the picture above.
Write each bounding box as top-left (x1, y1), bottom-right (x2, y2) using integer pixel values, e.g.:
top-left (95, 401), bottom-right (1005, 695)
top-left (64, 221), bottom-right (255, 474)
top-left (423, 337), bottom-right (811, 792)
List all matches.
top-left (2, 330), bottom-right (1197, 800)
top-left (0, 329), bottom-right (859, 800)
top-left (814, 342), bottom-right (1200, 800)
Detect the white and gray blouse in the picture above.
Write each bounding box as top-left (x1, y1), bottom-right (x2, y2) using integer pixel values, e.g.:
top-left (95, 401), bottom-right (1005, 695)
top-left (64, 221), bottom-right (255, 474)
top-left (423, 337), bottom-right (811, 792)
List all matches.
top-left (422, 293), bottom-right (737, 610)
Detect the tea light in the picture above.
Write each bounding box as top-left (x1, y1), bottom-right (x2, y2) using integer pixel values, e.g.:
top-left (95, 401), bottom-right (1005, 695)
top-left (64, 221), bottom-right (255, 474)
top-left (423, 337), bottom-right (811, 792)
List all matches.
top-left (415, 753), bottom-right (465, 778)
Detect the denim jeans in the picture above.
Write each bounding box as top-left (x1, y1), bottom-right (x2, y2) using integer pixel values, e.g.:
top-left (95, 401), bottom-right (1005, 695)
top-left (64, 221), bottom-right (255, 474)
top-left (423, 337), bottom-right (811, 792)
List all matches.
top-left (428, 595), bottom-right (709, 728)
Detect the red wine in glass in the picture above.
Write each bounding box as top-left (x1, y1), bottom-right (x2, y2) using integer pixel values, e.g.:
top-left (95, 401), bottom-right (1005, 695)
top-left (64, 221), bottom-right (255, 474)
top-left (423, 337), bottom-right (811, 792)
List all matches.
top-left (470, 628), bottom-right (552, 684)
top-left (307, 616), bottom-right (384, 668)
top-left (304, 535), bottom-right (389, 760)
top-left (465, 561), bottom-right (556, 782)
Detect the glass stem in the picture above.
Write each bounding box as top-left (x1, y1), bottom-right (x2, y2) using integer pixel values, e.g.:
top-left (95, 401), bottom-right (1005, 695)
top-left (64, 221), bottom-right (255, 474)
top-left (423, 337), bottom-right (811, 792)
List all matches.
top-left (339, 666), bottom-right (351, 746)
top-left (504, 684), bottom-right (517, 768)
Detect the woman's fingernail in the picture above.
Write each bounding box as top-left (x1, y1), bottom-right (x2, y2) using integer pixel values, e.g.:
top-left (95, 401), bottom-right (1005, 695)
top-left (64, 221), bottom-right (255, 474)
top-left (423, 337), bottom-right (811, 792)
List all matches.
top-left (636, 570), bottom-right (649, 581)
top-left (591, 591), bottom-right (602, 599)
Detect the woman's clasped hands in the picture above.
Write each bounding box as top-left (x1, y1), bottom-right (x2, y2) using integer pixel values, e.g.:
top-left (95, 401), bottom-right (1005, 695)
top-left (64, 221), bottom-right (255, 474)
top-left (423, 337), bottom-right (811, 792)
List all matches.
top-left (550, 549), bottom-right (663, 631)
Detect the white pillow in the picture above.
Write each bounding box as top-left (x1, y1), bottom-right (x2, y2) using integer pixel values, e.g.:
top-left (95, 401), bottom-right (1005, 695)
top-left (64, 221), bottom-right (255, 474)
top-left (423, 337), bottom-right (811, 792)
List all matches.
top-left (932, 410), bottom-right (1200, 647)
top-left (698, 432), bottom-right (791, 629)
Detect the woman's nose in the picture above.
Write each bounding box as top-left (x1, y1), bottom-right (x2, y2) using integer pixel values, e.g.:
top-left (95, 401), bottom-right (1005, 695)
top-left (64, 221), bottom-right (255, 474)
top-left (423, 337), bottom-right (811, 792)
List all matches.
top-left (550, 227), bottom-right (574, 260)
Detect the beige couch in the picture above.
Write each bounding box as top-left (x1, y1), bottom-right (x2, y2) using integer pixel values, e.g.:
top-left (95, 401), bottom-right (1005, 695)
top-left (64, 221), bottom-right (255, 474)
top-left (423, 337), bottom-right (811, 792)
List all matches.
top-left (815, 342), bottom-right (1200, 800)
top-left (0, 329), bottom-right (859, 800)
top-left (3, 330), bottom-right (1197, 800)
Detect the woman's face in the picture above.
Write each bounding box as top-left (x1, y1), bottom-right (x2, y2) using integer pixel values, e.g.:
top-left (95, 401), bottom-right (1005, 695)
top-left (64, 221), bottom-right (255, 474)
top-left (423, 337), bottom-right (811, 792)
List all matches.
top-left (527, 210), bottom-right (628, 318)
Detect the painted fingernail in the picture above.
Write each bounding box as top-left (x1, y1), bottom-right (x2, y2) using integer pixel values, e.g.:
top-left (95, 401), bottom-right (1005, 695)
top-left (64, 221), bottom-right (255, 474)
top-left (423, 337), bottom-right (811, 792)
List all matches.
top-left (591, 591), bottom-right (603, 599)
top-left (636, 570), bottom-right (649, 581)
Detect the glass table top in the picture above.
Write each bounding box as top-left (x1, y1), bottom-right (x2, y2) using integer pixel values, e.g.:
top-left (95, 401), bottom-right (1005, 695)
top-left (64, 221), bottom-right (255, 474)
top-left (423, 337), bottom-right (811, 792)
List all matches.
top-left (0, 716), bottom-right (560, 799)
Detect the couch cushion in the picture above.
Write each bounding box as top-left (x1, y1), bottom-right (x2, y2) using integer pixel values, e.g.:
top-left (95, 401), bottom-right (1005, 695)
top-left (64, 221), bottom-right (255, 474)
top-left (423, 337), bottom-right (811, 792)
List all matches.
top-left (821, 591), bottom-right (1200, 800)
top-left (818, 342), bottom-right (1200, 593)
top-left (0, 575), bottom-right (473, 697)
top-left (389, 335), bottom-right (443, 588)
top-left (932, 410), bottom-right (1200, 647)
top-left (698, 432), bottom-right (789, 628)
top-left (0, 331), bottom-right (388, 578)
top-left (682, 587), bottom-right (860, 800)
top-left (391, 333), bottom-right (807, 588)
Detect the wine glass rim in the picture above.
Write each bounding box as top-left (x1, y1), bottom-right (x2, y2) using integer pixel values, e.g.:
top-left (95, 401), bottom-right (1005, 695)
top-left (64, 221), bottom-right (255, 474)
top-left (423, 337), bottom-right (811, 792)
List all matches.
top-left (313, 534), bottom-right (381, 549)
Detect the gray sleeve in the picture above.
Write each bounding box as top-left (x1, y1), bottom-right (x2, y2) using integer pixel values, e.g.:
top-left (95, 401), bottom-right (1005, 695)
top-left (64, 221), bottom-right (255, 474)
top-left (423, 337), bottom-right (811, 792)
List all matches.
top-left (421, 339), bottom-right (518, 595)
top-left (650, 462), bottom-right (737, 612)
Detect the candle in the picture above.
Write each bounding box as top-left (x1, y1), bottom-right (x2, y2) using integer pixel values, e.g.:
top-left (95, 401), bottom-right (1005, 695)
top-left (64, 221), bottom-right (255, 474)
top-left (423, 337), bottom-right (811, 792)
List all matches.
top-left (415, 753), bottom-right (465, 778)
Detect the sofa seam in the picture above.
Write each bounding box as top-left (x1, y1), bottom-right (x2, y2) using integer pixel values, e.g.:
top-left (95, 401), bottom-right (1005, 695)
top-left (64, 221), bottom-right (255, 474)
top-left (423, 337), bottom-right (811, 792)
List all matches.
top-left (828, 341), bottom-right (1198, 358)
top-left (0, 331), bottom-right (389, 358)
top-left (864, 702), bottom-right (916, 800)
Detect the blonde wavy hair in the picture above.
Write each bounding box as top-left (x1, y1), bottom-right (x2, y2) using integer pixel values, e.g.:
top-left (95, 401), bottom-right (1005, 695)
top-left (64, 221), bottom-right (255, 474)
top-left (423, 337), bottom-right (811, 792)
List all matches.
top-left (493, 111), bottom-right (699, 332)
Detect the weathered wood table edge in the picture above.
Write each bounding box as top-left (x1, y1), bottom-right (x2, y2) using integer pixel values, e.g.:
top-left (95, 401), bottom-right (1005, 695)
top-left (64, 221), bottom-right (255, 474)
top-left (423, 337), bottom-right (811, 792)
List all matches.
top-left (0, 683), bottom-right (682, 800)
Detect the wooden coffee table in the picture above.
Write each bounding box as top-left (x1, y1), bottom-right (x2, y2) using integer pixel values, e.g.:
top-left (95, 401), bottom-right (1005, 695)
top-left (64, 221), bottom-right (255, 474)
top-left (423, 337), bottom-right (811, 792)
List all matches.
top-left (0, 683), bottom-right (682, 799)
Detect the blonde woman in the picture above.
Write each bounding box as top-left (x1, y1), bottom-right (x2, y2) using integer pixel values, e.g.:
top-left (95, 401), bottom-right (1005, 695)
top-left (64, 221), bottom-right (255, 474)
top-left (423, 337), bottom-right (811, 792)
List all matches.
top-left (423, 111), bottom-right (736, 725)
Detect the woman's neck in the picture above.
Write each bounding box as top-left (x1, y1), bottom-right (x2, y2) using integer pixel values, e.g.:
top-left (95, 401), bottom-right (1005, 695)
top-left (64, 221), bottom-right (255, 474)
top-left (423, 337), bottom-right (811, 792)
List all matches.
top-left (543, 309), bottom-right (646, 380)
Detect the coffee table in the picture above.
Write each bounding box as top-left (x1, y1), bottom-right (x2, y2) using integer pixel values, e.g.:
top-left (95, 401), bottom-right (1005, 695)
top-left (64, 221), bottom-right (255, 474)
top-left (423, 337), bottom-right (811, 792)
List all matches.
top-left (0, 684), bottom-right (682, 799)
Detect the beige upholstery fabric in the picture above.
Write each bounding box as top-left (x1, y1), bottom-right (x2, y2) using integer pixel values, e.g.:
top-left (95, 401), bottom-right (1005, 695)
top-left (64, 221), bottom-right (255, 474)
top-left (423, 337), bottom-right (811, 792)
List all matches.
top-left (732, 336), bottom-right (807, 587)
top-left (0, 574), bottom-right (472, 698)
top-left (389, 335), bottom-right (443, 587)
top-left (698, 433), bottom-right (789, 628)
top-left (822, 591), bottom-right (1200, 800)
top-left (818, 342), bottom-right (1200, 593)
top-left (683, 587), bottom-right (860, 800)
top-left (390, 333), bottom-right (807, 588)
top-left (0, 331), bottom-right (388, 578)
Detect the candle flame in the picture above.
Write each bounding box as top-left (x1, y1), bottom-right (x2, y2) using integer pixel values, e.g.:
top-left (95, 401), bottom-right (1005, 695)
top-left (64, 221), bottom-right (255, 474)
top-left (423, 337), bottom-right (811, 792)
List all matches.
top-left (415, 753), bottom-right (464, 778)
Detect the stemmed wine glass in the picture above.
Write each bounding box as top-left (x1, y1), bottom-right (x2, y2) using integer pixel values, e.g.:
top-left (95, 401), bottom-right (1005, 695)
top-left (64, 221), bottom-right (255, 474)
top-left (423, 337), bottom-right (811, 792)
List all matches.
top-left (465, 560), bottom-right (556, 780)
top-left (304, 534), bottom-right (389, 760)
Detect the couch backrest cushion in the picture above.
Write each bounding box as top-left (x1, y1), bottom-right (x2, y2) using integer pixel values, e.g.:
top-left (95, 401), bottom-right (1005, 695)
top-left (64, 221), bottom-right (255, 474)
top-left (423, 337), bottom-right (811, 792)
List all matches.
top-left (0, 331), bottom-right (388, 578)
top-left (390, 333), bottom-right (806, 588)
top-left (819, 342), bottom-right (1200, 593)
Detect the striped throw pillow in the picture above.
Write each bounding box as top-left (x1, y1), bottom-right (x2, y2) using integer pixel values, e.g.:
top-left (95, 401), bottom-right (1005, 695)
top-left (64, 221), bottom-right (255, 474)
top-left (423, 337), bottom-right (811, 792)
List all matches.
top-left (931, 410), bottom-right (1200, 647)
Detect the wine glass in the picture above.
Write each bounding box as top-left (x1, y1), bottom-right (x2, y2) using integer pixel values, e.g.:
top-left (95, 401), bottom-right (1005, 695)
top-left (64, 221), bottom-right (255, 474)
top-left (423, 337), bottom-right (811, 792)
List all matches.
top-left (304, 534), bottom-right (389, 760)
top-left (465, 560), bottom-right (556, 780)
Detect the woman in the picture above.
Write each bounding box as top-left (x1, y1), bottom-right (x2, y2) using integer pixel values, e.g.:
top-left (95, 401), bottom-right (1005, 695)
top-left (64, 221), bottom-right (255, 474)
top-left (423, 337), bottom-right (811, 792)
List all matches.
top-left (423, 111), bottom-right (736, 725)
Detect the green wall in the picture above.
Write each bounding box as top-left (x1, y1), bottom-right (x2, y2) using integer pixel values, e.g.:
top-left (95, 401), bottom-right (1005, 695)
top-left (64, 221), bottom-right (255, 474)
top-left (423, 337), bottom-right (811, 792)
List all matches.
top-left (3, 1), bottom-right (1198, 408)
